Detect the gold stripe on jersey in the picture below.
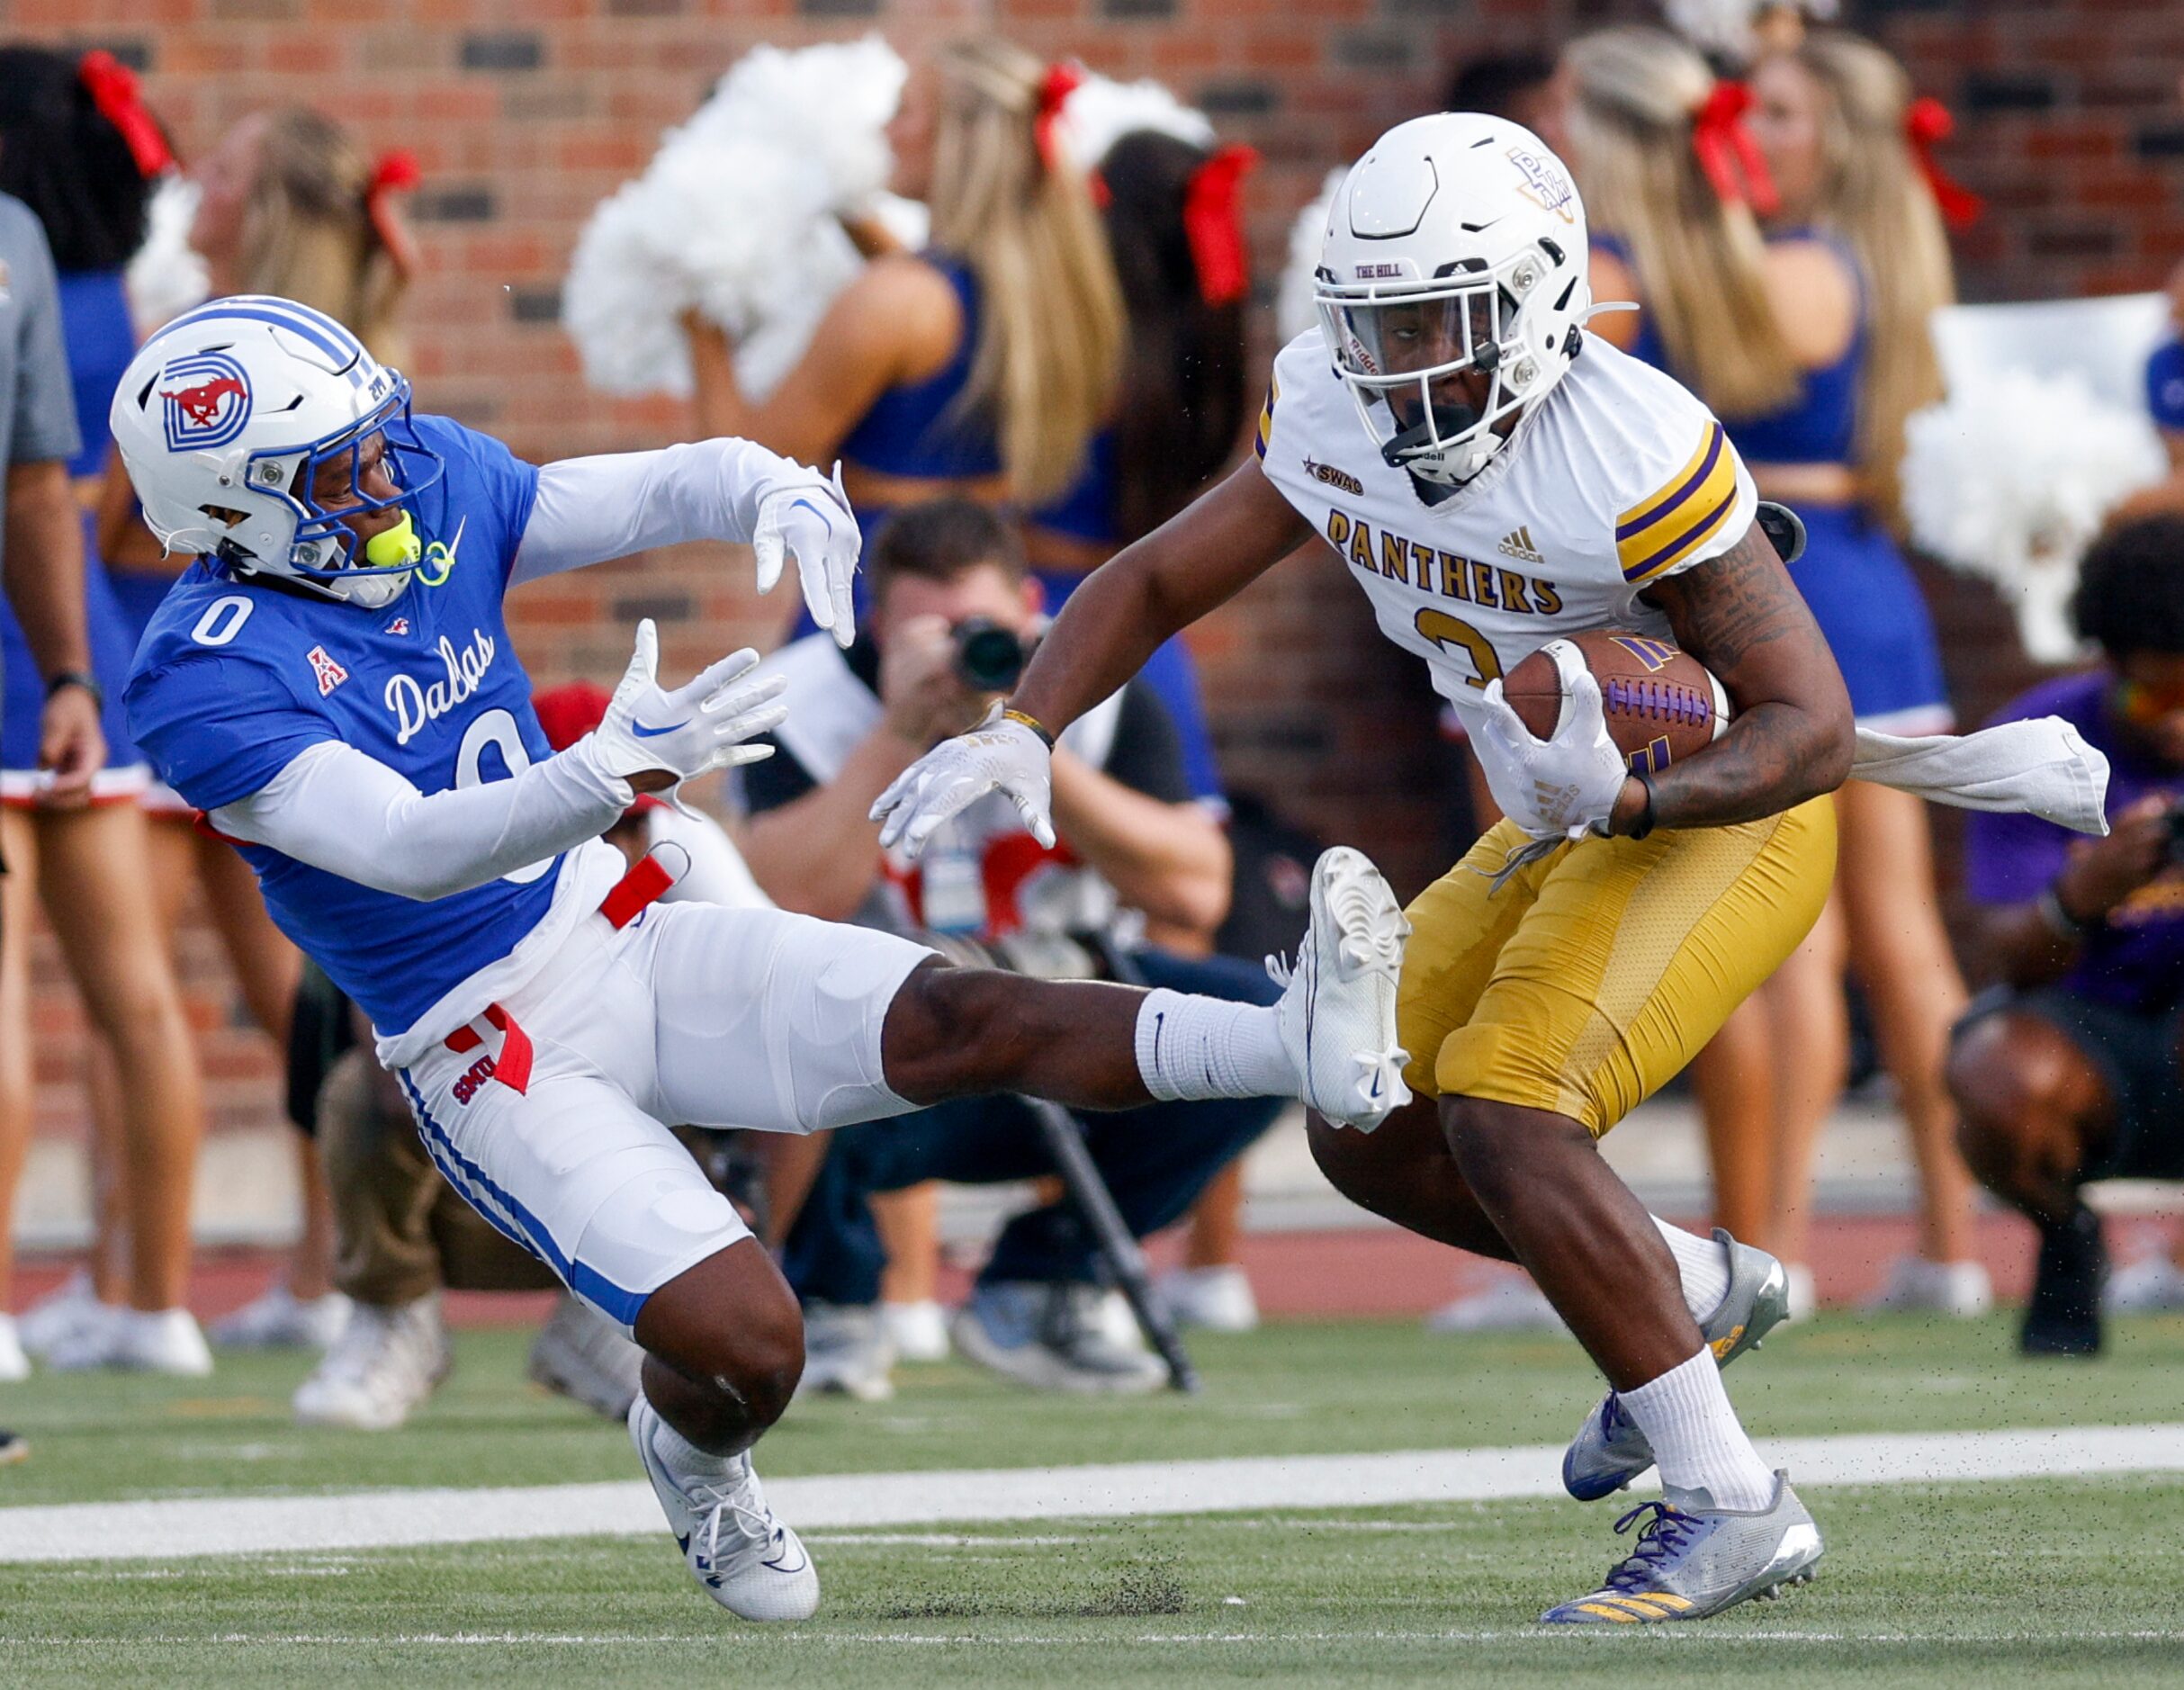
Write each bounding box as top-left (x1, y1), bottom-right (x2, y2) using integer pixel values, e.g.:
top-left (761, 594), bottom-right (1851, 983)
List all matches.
top-left (1615, 420), bottom-right (1737, 586)
top-left (1254, 371), bottom-right (1280, 460)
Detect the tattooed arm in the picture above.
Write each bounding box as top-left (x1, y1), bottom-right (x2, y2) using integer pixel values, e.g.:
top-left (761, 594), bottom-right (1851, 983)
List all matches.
top-left (1606, 519), bottom-right (1854, 834)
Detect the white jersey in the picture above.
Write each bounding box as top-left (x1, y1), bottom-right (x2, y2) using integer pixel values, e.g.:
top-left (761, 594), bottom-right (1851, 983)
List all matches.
top-left (1255, 328), bottom-right (1757, 741)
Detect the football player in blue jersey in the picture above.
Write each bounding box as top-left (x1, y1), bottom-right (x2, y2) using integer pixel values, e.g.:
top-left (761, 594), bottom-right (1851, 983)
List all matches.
top-left (111, 296), bottom-right (1412, 1621)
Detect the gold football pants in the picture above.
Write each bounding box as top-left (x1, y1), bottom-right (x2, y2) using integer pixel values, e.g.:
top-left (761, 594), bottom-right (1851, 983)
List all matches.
top-left (1398, 800), bottom-right (1836, 1137)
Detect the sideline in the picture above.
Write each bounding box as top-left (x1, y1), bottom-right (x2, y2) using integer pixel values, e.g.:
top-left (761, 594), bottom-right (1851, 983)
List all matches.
top-left (2, 1423), bottom-right (2179, 1564)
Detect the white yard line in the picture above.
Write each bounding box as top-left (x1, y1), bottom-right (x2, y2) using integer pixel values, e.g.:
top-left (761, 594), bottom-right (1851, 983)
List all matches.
top-left (0, 1424), bottom-right (2178, 1566)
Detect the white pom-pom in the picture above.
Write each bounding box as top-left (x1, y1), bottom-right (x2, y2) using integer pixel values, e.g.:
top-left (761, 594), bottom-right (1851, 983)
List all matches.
top-left (1056, 72), bottom-right (1213, 174)
top-left (1903, 367), bottom-right (2167, 662)
top-left (688, 37), bottom-right (906, 213)
top-left (562, 35), bottom-right (907, 400)
top-left (1275, 167), bottom-right (1346, 345)
top-left (125, 173), bottom-right (211, 337)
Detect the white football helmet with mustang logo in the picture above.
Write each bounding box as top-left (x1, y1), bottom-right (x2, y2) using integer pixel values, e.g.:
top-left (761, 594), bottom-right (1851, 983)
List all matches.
top-left (111, 295), bottom-right (445, 609)
top-left (1313, 112), bottom-right (1593, 488)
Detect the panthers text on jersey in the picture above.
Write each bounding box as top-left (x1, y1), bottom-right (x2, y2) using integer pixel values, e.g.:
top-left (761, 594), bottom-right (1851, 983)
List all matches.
top-left (124, 413), bottom-right (571, 1037)
top-left (1255, 328), bottom-right (1757, 738)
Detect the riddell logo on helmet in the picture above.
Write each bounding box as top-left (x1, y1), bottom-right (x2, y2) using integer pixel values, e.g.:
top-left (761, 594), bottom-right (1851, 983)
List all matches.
top-left (157, 350), bottom-right (254, 452)
top-left (1505, 146), bottom-right (1576, 224)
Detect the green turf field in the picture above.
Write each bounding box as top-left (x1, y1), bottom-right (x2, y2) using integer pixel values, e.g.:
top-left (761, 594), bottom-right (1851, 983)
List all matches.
top-left (3, 1313), bottom-right (2181, 1686)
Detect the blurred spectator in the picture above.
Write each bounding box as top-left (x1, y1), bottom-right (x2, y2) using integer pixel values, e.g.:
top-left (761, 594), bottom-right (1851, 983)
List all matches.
top-left (735, 499), bottom-right (1277, 1398)
top-left (1568, 25), bottom-right (1983, 1317)
top-left (1070, 124), bottom-right (1260, 1327)
top-left (0, 45), bottom-right (210, 1378)
top-left (94, 106), bottom-right (423, 1352)
top-left (1445, 49), bottom-right (1571, 155)
top-left (1948, 516), bottom-right (2184, 1356)
top-left (686, 36), bottom-right (1123, 610)
top-left (288, 683), bottom-right (770, 1430)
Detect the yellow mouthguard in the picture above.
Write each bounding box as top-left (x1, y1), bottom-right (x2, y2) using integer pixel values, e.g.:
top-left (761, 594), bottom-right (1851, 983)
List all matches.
top-left (364, 512), bottom-right (422, 569)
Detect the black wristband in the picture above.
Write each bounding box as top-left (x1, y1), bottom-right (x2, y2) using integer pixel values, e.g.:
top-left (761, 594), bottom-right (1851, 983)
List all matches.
top-left (1000, 706), bottom-right (1056, 750)
top-left (1627, 768), bottom-right (1658, 841)
top-left (44, 669), bottom-right (103, 709)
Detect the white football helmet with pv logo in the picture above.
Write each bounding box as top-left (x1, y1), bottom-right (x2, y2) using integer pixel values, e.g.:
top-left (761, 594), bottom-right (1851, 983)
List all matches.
top-left (110, 296), bottom-right (445, 609)
top-left (1313, 113), bottom-right (1593, 488)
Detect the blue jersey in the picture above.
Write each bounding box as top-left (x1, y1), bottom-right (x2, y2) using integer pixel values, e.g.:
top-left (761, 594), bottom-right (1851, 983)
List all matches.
top-left (125, 414), bottom-right (551, 1035)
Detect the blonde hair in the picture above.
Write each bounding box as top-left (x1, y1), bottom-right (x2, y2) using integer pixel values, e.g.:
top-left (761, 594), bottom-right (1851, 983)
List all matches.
top-left (239, 108), bottom-right (409, 366)
top-left (926, 39), bottom-right (1125, 505)
top-left (1783, 30), bottom-right (1955, 525)
top-left (1564, 26), bottom-right (1800, 418)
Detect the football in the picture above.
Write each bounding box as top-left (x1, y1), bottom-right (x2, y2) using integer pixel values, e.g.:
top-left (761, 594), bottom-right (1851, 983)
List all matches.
top-left (1501, 631), bottom-right (1730, 774)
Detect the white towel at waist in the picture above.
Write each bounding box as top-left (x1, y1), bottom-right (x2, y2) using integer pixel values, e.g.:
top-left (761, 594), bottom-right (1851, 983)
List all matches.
top-left (1849, 718), bottom-right (2110, 836)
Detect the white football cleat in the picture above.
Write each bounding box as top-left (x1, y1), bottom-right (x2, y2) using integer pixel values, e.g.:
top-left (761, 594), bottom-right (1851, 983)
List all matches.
top-left (292, 1297), bottom-right (451, 1430)
top-left (2106, 1250), bottom-right (2184, 1312)
top-left (210, 1284), bottom-right (352, 1350)
top-left (1425, 1273), bottom-right (1566, 1335)
top-left (629, 1396), bottom-right (819, 1621)
top-left (880, 1299), bottom-right (951, 1363)
top-left (44, 1307), bottom-right (212, 1376)
top-left (17, 1270), bottom-right (103, 1358)
top-left (1860, 1254), bottom-right (1993, 1318)
top-left (1155, 1265), bottom-right (1261, 1334)
top-left (1269, 847), bottom-right (1411, 1131)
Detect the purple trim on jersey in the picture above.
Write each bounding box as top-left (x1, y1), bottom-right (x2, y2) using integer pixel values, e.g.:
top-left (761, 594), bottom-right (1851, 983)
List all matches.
top-left (1965, 670), bottom-right (2184, 1013)
top-left (1615, 421), bottom-right (1723, 543)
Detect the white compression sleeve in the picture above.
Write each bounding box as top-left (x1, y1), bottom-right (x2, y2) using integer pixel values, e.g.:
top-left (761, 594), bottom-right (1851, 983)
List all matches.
top-left (210, 739), bottom-right (634, 901)
top-left (510, 438), bottom-right (820, 586)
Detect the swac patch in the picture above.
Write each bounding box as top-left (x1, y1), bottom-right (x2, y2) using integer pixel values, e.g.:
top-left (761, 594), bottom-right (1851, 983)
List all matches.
top-left (306, 644), bottom-right (350, 697)
top-left (1303, 456), bottom-right (1364, 496)
top-left (1506, 144), bottom-right (1576, 225)
top-left (157, 350), bottom-right (253, 451)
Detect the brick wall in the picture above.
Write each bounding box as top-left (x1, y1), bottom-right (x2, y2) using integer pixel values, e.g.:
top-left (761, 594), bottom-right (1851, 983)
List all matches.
top-left (13, 0), bottom-right (2184, 1147)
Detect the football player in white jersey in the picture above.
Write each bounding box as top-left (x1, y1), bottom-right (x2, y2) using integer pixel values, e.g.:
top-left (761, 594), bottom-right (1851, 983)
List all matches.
top-left (875, 114), bottom-right (1851, 1622)
top-left (112, 296), bottom-right (1410, 1622)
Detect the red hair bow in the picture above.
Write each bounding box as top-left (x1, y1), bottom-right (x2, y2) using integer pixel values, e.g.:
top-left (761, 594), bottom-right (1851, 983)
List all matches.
top-left (79, 50), bottom-right (173, 179)
top-left (1689, 81), bottom-right (1779, 217)
top-left (1182, 144), bottom-right (1260, 307)
top-left (1033, 61), bottom-right (1083, 175)
top-left (1904, 96), bottom-right (1983, 229)
top-left (364, 149), bottom-right (423, 279)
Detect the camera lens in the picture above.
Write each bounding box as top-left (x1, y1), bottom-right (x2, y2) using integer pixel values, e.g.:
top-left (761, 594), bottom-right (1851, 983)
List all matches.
top-left (952, 617), bottom-right (1026, 692)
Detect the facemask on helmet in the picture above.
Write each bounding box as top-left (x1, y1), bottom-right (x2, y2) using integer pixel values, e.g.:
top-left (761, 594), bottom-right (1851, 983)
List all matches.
top-left (1313, 114), bottom-right (1591, 488)
top-left (111, 296), bottom-right (446, 608)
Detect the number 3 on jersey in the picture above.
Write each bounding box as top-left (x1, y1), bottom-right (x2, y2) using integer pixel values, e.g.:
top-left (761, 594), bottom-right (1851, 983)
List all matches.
top-left (455, 708), bottom-right (553, 885)
top-left (1414, 608), bottom-right (1503, 689)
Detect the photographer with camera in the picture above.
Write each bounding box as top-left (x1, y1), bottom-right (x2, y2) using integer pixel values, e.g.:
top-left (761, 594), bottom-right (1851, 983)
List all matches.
top-left (736, 499), bottom-right (1277, 1397)
top-left (1948, 515), bottom-right (2184, 1360)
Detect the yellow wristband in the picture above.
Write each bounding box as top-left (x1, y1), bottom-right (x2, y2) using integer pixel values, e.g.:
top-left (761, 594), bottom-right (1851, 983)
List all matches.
top-left (1001, 706), bottom-right (1056, 749)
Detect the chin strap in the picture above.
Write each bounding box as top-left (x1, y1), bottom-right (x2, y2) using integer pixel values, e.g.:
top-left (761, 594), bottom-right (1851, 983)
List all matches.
top-left (1380, 401), bottom-right (1486, 470)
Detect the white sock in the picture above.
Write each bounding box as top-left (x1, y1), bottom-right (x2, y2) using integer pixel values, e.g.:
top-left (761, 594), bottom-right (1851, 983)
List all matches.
top-left (646, 1400), bottom-right (737, 1478)
top-left (1618, 1348), bottom-right (1777, 1513)
top-left (1135, 989), bottom-right (1290, 1102)
top-left (1652, 1219), bottom-right (1732, 1326)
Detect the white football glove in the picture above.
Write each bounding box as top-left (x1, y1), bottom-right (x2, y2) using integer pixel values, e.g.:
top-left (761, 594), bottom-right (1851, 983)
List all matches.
top-left (586, 619), bottom-right (788, 790)
top-left (752, 463), bottom-right (859, 649)
top-left (1473, 670), bottom-right (1631, 841)
top-left (870, 702), bottom-right (1055, 857)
